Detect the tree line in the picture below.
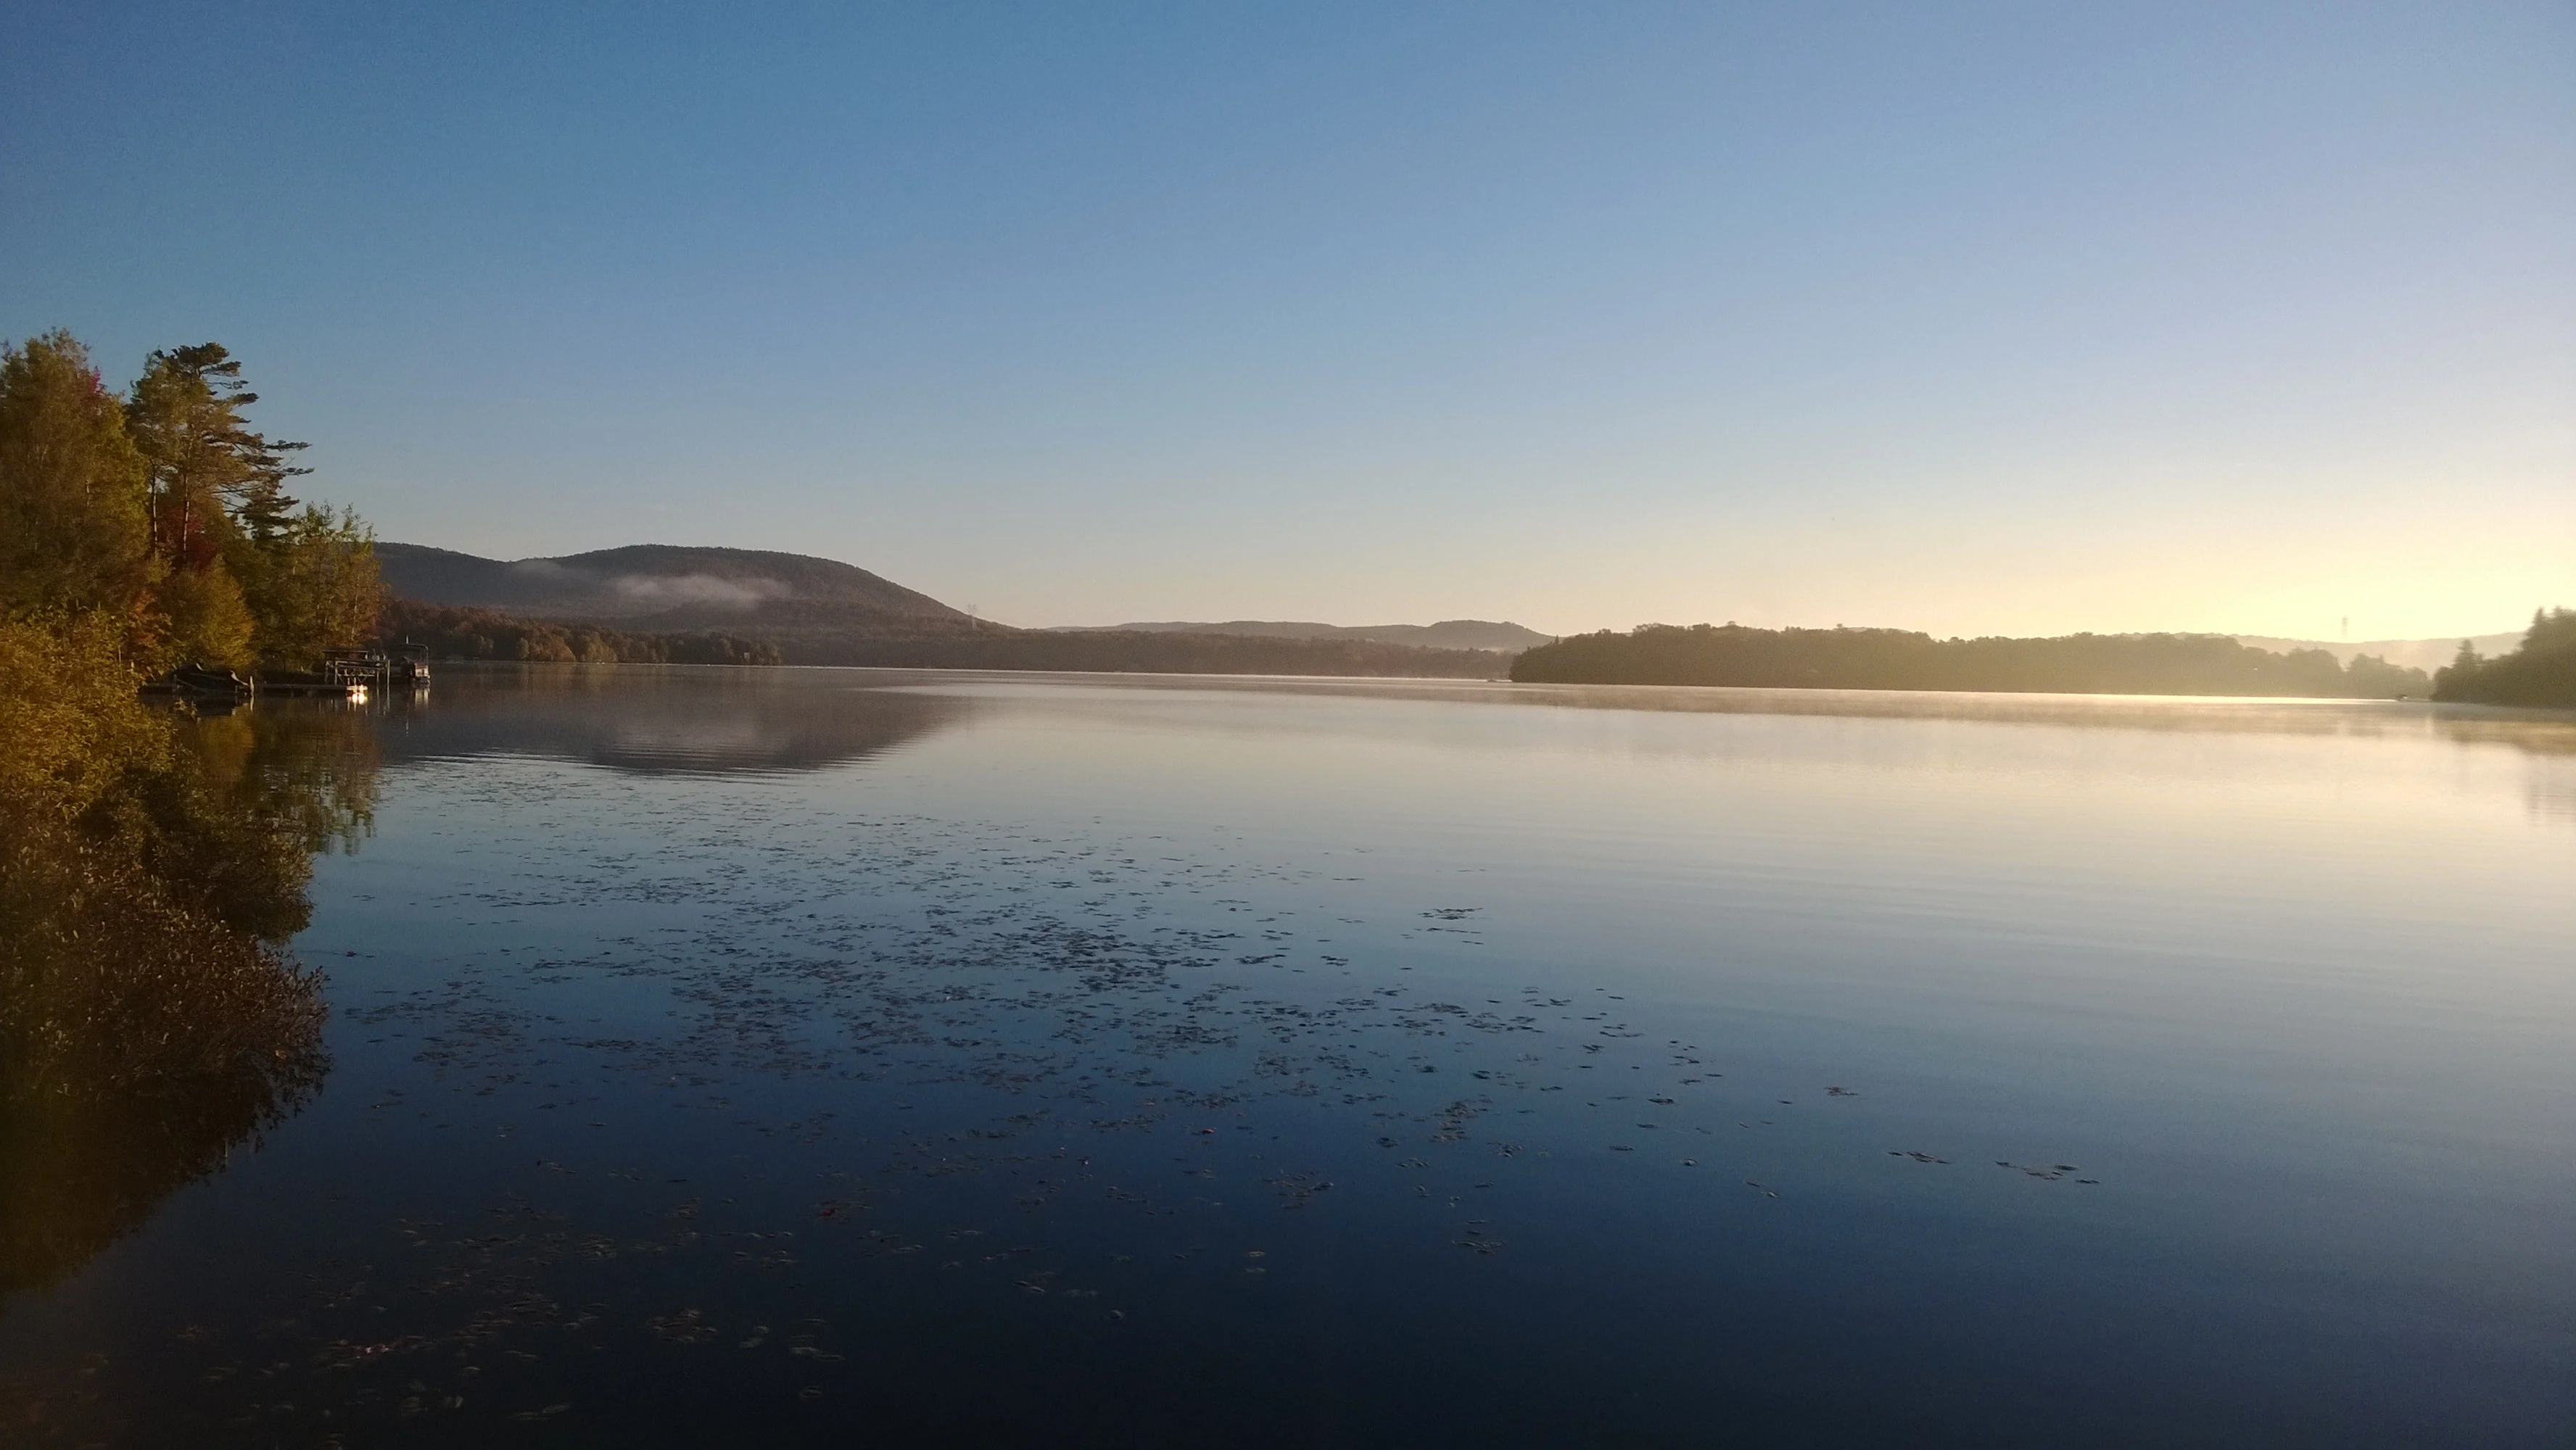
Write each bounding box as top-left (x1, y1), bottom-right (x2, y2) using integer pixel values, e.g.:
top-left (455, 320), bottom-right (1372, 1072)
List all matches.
top-left (380, 599), bottom-right (785, 666)
top-left (2432, 609), bottom-right (2576, 708)
top-left (3, 331), bottom-right (383, 674)
top-left (766, 627), bottom-right (1506, 677)
top-left (4, 330), bottom-right (377, 1290)
top-left (375, 601), bottom-right (1505, 677)
top-left (1510, 622), bottom-right (2433, 697)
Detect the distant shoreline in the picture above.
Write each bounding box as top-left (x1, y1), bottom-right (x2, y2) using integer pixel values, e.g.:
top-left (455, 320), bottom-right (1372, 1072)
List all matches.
top-left (1511, 622), bottom-right (2430, 699)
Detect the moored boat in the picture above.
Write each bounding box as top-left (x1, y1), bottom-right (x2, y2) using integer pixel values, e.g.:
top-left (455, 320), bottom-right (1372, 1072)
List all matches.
top-left (141, 663), bottom-right (255, 698)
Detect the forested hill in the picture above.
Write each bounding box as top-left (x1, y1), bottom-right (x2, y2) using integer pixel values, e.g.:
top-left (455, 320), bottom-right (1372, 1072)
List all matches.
top-left (379, 542), bottom-right (1512, 676)
top-left (1511, 624), bottom-right (2430, 698)
top-left (379, 597), bottom-right (1506, 678)
top-left (376, 542), bottom-right (975, 634)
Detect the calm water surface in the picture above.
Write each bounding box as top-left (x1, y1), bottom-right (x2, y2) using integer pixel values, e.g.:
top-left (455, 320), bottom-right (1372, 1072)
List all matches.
top-left (6, 666), bottom-right (2573, 1446)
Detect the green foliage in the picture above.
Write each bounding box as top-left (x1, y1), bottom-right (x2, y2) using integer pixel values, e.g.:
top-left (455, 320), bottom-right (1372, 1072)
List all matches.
top-left (153, 554), bottom-right (258, 666)
top-left (234, 505), bottom-right (384, 668)
top-left (3, 331), bottom-right (379, 669)
top-left (2432, 608), bottom-right (2576, 708)
top-left (0, 333), bottom-right (152, 621)
top-left (1511, 623), bottom-right (2433, 698)
top-left (125, 343), bottom-right (380, 668)
top-left (125, 342), bottom-right (309, 562)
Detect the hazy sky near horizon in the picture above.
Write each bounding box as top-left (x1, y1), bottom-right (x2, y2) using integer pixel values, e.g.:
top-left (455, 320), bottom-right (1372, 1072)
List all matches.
top-left (6, 3), bottom-right (2571, 639)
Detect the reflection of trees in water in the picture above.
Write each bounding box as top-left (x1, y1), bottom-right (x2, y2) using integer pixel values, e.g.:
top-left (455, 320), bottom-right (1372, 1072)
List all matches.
top-left (2425, 711), bottom-right (2576, 828)
top-left (377, 663), bottom-right (975, 776)
top-left (2430, 710), bottom-right (2576, 758)
top-left (1, 680), bottom-right (374, 1297)
top-left (2528, 776), bottom-right (2576, 829)
top-left (1487, 682), bottom-right (2576, 760)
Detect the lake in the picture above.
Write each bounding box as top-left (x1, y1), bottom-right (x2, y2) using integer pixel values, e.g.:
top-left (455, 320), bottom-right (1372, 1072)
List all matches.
top-left (4, 665), bottom-right (2572, 1446)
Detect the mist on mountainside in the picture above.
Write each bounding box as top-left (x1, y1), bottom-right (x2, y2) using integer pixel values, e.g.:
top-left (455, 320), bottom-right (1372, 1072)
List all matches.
top-left (373, 543), bottom-right (1510, 677)
top-left (375, 543), bottom-right (978, 634)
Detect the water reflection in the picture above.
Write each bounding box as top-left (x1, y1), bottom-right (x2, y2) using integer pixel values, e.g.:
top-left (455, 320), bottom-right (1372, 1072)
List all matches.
top-left (371, 665), bottom-right (2576, 778)
top-left (4, 669), bottom-right (2569, 1445)
top-left (959, 671), bottom-right (2576, 755)
top-left (0, 700), bottom-right (376, 1298)
top-left (374, 663), bottom-right (977, 776)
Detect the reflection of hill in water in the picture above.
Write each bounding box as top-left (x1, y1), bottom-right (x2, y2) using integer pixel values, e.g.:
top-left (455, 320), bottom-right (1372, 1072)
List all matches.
top-left (377, 664), bottom-right (976, 776)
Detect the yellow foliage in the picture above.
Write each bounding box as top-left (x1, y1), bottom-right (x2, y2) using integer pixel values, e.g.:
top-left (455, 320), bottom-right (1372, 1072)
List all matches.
top-left (152, 563), bottom-right (257, 668)
top-left (0, 611), bottom-right (170, 824)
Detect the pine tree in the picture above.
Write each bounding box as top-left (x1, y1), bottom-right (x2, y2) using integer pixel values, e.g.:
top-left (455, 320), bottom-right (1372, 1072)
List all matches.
top-left (124, 344), bottom-right (309, 565)
top-left (124, 344), bottom-right (376, 666)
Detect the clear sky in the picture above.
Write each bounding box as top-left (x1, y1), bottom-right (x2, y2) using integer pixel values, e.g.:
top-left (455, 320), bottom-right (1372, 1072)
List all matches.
top-left (6, 3), bottom-right (2570, 639)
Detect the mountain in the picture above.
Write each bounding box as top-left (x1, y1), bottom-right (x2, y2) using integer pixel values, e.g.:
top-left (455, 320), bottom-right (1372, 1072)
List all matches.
top-left (1050, 618), bottom-right (1551, 651)
top-left (376, 542), bottom-right (978, 635)
top-left (374, 542), bottom-right (1508, 677)
top-left (2230, 632), bottom-right (2522, 673)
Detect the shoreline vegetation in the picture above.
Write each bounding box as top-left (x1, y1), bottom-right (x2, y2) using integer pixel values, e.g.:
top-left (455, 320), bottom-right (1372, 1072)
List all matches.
top-left (389, 597), bottom-right (2576, 708)
top-left (1509, 622), bottom-right (2435, 697)
top-left (378, 596), bottom-right (1508, 677)
top-left (379, 598), bottom-right (787, 667)
top-left (1, 335), bottom-right (384, 677)
top-left (2432, 610), bottom-right (2576, 709)
top-left (2, 331), bottom-right (374, 1292)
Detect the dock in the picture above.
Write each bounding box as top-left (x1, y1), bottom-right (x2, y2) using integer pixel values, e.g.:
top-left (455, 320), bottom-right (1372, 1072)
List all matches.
top-left (141, 646), bottom-right (431, 700)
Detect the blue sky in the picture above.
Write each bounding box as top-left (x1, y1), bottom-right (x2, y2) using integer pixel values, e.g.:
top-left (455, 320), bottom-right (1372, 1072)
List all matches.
top-left (6, 2), bottom-right (2569, 637)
